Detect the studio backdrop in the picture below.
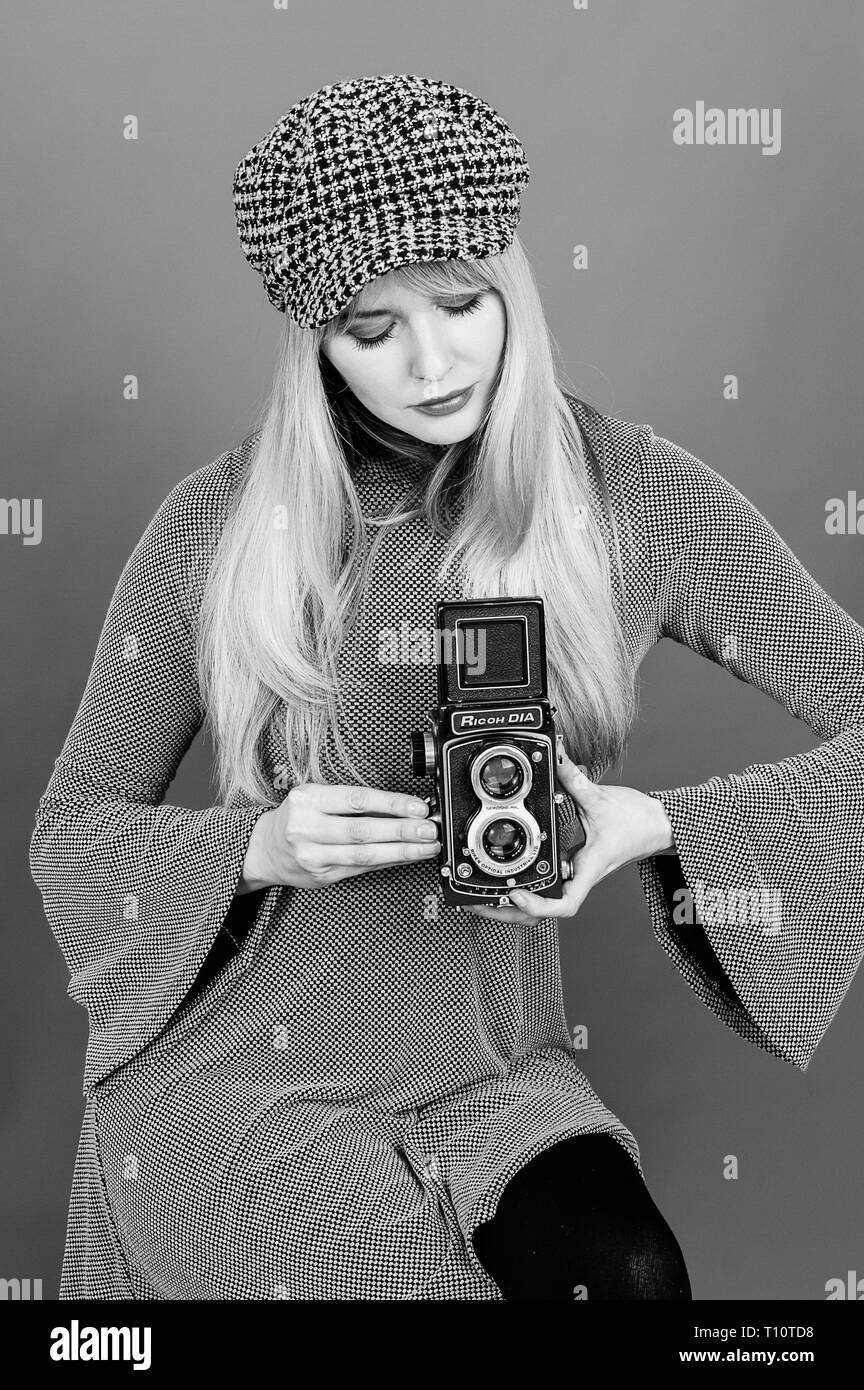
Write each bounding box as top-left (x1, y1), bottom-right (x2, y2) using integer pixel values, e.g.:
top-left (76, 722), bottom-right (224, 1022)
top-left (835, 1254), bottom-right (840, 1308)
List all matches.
top-left (2, 0), bottom-right (862, 1300)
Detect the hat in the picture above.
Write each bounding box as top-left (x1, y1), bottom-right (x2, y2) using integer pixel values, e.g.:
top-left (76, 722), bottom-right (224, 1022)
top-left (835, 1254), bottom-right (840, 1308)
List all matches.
top-left (233, 73), bottom-right (530, 329)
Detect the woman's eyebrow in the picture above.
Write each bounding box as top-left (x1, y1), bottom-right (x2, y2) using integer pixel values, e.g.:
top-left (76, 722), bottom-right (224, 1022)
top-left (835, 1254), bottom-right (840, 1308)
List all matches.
top-left (351, 293), bottom-right (475, 321)
top-left (350, 307), bottom-right (394, 320)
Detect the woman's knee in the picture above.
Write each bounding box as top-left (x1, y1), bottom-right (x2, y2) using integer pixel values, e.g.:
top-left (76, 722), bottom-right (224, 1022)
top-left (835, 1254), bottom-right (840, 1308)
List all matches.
top-left (472, 1132), bottom-right (692, 1300)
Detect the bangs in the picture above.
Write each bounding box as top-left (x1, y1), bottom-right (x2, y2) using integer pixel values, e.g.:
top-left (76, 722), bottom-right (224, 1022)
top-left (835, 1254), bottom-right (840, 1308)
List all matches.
top-left (321, 256), bottom-right (497, 341)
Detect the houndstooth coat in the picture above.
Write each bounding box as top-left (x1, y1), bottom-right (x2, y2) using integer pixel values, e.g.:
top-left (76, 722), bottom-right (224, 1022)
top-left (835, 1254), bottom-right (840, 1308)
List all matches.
top-left (29, 396), bottom-right (864, 1299)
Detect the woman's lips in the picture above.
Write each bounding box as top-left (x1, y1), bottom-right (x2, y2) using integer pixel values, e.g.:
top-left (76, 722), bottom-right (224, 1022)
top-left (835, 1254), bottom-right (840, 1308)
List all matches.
top-left (411, 384), bottom-right (475, 415)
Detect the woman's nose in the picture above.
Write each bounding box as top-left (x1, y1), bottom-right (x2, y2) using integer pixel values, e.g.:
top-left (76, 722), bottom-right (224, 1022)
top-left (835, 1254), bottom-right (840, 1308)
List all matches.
top-left (407, 320), bottom-right (452, 382)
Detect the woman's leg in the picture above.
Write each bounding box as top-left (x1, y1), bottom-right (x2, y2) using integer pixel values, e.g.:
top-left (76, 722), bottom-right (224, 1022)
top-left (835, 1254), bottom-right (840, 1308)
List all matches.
top-left (471, 1132), bottom-right (692, 1300)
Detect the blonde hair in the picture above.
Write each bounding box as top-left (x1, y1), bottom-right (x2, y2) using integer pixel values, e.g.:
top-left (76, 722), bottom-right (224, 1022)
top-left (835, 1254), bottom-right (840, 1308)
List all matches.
top-left (197, 235), bottom-right (638, 807)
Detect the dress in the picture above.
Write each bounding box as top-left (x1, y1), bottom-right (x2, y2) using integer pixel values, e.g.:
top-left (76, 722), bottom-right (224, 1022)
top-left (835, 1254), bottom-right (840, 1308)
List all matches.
top-left (29, 396), bottom-right (864, 1300)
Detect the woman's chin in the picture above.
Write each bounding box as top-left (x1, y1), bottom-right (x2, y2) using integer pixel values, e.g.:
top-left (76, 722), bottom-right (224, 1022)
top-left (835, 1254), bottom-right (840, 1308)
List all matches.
top-left (405, 418), bottom-right (478, 448)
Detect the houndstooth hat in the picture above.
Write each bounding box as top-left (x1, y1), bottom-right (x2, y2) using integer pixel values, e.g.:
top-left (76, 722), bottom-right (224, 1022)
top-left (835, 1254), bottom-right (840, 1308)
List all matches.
top-left (233, 73), bottom-right (531, 329)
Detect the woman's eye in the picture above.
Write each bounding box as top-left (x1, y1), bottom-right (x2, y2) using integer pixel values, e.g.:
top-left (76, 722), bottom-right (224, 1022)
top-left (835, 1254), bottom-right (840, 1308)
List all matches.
top-left (349, 294), bottom-right (484, 351)
top-left (447, 294), bottom-right (484, 318)
top-left (351, 324), bottom-right (396, 351)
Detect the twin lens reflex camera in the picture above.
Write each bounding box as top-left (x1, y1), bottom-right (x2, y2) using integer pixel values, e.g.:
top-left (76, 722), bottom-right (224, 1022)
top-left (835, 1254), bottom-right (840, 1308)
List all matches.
top-left (408, 596), bottom-right (586, 909)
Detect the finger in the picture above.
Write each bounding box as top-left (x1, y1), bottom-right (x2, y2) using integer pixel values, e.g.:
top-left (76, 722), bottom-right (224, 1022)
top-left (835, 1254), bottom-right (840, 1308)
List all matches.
top-left (307, 837), bottom-right (442, 872)
top-left (330, 854), bottom-right (442, 881)
top-left (554, 750), bottom-right (599, 801)
top-left (508, 858), bottom-right (596, 918)
top-left (293, 782), bottom-right (431, 821)
top-left (311, 809), bottom-right (440, 847)
top-left (462, 904), bottom-right (538, 925)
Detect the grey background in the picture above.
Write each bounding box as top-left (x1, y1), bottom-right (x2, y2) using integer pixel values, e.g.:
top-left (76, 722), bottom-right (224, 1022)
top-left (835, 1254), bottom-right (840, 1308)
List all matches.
top-left (2, 0), bottom-right (862, 1300)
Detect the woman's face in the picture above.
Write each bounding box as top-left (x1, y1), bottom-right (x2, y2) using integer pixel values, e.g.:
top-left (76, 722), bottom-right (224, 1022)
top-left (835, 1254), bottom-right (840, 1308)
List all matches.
top-left (321, 277), bottom-right (506, 445)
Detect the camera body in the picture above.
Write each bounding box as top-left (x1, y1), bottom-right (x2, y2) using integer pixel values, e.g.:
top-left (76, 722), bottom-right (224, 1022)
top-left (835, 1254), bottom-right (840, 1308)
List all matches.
top-left (408, 596), bottom-right (585, 909)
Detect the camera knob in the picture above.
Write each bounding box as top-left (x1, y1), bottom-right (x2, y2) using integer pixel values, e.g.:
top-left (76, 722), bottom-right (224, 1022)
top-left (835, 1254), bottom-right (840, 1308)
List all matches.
top-left (410, 730), bottom-right (435, 776)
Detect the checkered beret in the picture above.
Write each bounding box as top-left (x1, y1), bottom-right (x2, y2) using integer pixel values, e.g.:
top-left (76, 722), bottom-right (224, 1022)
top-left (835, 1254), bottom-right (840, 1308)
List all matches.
top-left (232, 73), bottom-right (531, 329)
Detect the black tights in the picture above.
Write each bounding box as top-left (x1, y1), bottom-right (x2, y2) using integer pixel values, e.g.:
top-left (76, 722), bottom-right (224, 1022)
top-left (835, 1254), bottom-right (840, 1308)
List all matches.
top-left (471, 1133), bottom-right (692, 1300)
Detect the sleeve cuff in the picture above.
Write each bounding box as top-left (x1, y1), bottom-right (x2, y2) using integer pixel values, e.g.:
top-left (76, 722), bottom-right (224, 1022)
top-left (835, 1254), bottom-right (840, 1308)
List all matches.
top-left (637, 781), bottom-right (823, 1071)
top-left (79, 803), bottom-right (275, 1094)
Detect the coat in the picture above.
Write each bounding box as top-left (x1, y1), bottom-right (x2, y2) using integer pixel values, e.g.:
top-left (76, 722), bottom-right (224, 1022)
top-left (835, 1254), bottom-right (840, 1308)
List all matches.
top-left (28, 395), bottom-right (864, 1299)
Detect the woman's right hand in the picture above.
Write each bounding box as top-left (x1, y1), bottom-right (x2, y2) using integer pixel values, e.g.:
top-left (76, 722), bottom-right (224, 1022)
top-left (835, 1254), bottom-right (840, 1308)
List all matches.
top-left (235, 782), bottom-right (441, 894)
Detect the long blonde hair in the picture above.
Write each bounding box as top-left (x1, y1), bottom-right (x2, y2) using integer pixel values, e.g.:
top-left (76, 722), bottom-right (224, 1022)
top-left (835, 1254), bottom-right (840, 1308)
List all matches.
top-left (197, 235), bottom-right (638, 807)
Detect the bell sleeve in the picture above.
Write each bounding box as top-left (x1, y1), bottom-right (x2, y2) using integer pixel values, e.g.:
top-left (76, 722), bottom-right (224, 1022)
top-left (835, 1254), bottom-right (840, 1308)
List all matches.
top-left (28, 458), bottom-right (274, 1097)
top-left (633, 424), bottom-right (864, 1071)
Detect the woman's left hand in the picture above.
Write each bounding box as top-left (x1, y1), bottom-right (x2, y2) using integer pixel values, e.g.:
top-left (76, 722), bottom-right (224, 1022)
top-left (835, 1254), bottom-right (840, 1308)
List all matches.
top-left (461, 748), bottom-right (676, 925)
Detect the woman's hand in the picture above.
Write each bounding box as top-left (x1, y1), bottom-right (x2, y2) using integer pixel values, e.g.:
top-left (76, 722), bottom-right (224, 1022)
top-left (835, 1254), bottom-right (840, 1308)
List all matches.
top-left (236, 782), bottom-right (441, 894)
top-left (462, 748), bottom-right (676, 925)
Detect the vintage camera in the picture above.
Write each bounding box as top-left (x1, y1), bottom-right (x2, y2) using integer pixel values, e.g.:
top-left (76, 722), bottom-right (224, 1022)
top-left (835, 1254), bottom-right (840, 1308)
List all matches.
top-left (408, 596), bottom-right (585, 909)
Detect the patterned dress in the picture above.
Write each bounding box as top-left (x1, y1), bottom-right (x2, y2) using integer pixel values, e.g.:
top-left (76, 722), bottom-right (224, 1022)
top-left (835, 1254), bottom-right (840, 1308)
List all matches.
top-left (29, 396), bottom-right (864, 1299)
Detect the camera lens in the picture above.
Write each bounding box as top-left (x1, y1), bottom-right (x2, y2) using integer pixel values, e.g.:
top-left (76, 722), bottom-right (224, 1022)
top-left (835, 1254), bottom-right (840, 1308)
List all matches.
top-left (478, 753), bottom-right (524, 799)
top-left (482, 818), bottom-right (527, 863)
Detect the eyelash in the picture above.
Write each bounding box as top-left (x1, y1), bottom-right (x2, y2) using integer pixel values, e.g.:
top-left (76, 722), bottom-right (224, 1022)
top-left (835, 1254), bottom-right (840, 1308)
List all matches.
top-left (349, 294), bottom-right (485, 350)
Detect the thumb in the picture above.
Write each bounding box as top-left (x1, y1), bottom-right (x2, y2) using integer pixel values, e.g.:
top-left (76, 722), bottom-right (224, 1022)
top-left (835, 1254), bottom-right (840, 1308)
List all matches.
top-left (555, 745), bottom-right (595, 796)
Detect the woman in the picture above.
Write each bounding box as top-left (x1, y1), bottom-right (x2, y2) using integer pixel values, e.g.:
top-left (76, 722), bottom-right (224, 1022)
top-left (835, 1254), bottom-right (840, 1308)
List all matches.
top-left (30, 74), bottom-right (864, 1301)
